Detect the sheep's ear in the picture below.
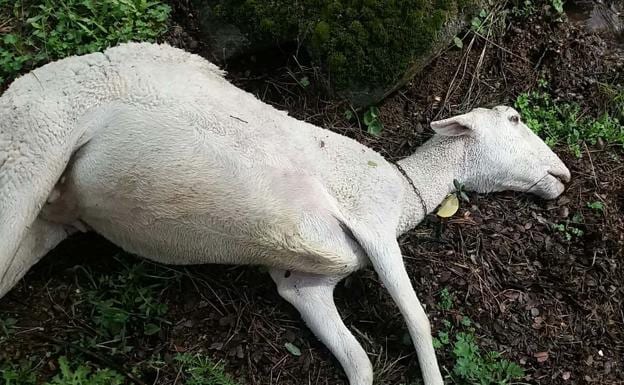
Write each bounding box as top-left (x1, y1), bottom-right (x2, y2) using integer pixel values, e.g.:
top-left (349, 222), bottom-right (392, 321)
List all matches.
top-left (430, 114), bottom-right (475, 136)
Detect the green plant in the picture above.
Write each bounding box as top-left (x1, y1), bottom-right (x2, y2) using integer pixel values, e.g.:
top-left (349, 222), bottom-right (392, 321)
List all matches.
top-left (511, 0), bottom-right (564, 18)
top-left (439, 288), bottom-right (455, 311)
top-left (174, 353), bottom-right (240, 385)
top-left (552, 222), bottom-right (584, 241)
top-left (598, 83), bottom-right (624, 121)
top-left (452, 333), bottom-right (525, 385)
top-left (515, 91), bottom-right (624, 157)
top-left (0, 316), bottom-right (17, 337)
top-left (47, 357), bottom-right (123, 385)
top-left (1, 357), bottom-right (124, 385)
top-left (511, 0), bottom-right (536, 17)
top-left (453, 179), bottom-right (470, 203)
top-left (453, 36), bottom-right (464, 49)
top-left (471, 9), bottom-right (489, 33)
top-left (363, 106), bottom-right (383, 136)
top-left (587, 201), bottom-right (605, 213)
top-left (1, 361), bottom-right (37, 385)
top-left (551, 0), bottom-right (565, 15)
top-left (550, 0), bottom-right (564, 15)
top-left (433, 319), bottom-right (525, 384)
top-left (552, 213), bottom-right (584, 241)
top-left (433, 293), bottom-right (525, 385)
top-left (0, 0), bottom-right (171, 83)
top-left (79, 259), bottom-right (174, 353)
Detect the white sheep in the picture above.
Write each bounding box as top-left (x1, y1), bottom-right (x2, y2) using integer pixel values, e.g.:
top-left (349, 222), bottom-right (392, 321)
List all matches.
top-left (0, 43), bottom-right (570, 385)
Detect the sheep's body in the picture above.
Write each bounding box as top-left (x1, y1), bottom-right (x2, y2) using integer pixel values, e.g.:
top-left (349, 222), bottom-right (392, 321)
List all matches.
top-left (0, 43), bottom-right (571, 385)
top-left (3, 43), bottom-right (403, 273)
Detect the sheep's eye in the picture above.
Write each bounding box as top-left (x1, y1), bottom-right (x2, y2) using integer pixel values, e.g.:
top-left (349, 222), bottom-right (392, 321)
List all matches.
top-left (509, 115), bottom-right (520, 124)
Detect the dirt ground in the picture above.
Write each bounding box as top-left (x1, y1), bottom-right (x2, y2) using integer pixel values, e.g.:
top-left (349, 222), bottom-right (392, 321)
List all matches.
top-left (1, 1), bottom-right (623, 385)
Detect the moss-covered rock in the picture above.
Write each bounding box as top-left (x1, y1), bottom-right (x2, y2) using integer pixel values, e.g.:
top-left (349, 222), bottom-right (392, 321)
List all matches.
top-left (196, 0), bottom-right (480, 106)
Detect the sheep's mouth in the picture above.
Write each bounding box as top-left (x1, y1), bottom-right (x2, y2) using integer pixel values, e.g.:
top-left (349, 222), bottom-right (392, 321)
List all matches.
top-left (548, 171), bottom-right (569, 184)
top-left (524, 172), bottom-right (566, 198)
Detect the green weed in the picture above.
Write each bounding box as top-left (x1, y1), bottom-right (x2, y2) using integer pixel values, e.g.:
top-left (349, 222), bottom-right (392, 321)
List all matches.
top-left (552, 212), bottom-right (584, 241)
top-left (439, 288), bottom-right (455, 311)
top-left (452, 332), bottom-right (525, 385)
top-left (453, 179), bottom-right (471, 203)
top-left (552, 222), bottom-right (584, 241)
top-left (515, 91), bottom-right (624, 157)
top-left (550, 0), bottom-right (565, 15)
top-left (598, 83), bottom-right (624, 121)
top-left (0, 0), bottom-right (171, 83)
top-left (174, 353), bottom-right (240, 385)
top-left (1, 361), bottom-right (37, 385)
top-left (47, 357), bottom-right (123, 385)
top-left (510, 0), bottom-right (537, 17)
top-left (434, 288), bottom-right (524, 384)
top-left (363, 106), bottom-right (383, 136)
top-left (470, 9), bottom-right (489, 33)
top-left (587, 201), bottom-right (605, 213)
top-left (511, 0), bottom-right (565, 18)
top-left (434, 323), bottom-right (525, 384)
top-left (79, 259), bottom-right (175, 353)
top-left (1, 357), bottom-right (123, 385)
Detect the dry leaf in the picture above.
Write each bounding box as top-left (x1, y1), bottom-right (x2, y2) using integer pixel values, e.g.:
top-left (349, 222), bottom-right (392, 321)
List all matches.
top-left (285, 342), bottom-right (302, 356)
top-left (534, 351), bottom-right (549, 363)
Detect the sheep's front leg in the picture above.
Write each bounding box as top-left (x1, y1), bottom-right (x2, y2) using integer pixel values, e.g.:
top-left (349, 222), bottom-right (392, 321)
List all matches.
top-left (0, 218), bottom-right (72, 299)
top-left (364, 237), bottom-right (443, 385)
top-left (270, 269), bottom-right (373, 385)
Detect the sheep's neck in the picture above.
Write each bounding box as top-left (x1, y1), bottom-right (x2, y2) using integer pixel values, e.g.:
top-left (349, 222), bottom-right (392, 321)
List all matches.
top-left (395, 136), bottom-right (466, 235)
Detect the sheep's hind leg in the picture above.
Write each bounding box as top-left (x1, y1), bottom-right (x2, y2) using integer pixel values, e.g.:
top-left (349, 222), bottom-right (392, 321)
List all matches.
top-left (270, 269), bottom-right (373, 385)
top-left (0, 218), bottom-right (72, 299)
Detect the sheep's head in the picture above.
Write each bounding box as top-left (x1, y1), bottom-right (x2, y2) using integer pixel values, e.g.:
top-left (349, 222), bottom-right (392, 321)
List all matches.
top-left (431, 106), bottom-right (570, 199)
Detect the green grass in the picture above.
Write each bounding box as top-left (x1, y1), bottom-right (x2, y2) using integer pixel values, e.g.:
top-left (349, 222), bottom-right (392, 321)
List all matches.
top-left (597, 82), bottom-right (624, 122)
top-left (1, 257), bottom-right (239, 385)
top-left (77, 258), bottom-right (177, 354)
top-left (47, 357), bottom-right (124, 385)
top-left (174, 353), bottom-right (240, 385)
top-left (434, 289), bottom-right (525, 385)
top-left (515, 90), bottom-right (624, 157)
top-left (0, 0), bottom-right (171, 83)
top-left (1, 360), bottom-right (37, 385)
top-left (1, 357), bottom-right (123, 385)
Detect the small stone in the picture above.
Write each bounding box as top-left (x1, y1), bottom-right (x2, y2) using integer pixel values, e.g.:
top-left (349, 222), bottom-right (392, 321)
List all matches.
top-left (562, 371), bottom-right (571, 380)
top-left (210, 342), bottom-right (224, 350)
top-left (531, 308), bottom-right (540, 317)
top-left (586, 355), bottom-right (594, 365)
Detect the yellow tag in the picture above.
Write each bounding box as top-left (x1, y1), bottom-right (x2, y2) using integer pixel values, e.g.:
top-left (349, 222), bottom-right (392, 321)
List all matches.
top-left (437, 194), bottom-right (459, 218)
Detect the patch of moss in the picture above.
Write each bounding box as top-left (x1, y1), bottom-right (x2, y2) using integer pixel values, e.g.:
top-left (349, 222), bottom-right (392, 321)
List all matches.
top-left (203, 0), bottom-right (475, 93)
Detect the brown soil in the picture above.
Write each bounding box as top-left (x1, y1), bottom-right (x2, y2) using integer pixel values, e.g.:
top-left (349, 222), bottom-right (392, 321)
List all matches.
top-left (1, 1), bottom-right (623, 385)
